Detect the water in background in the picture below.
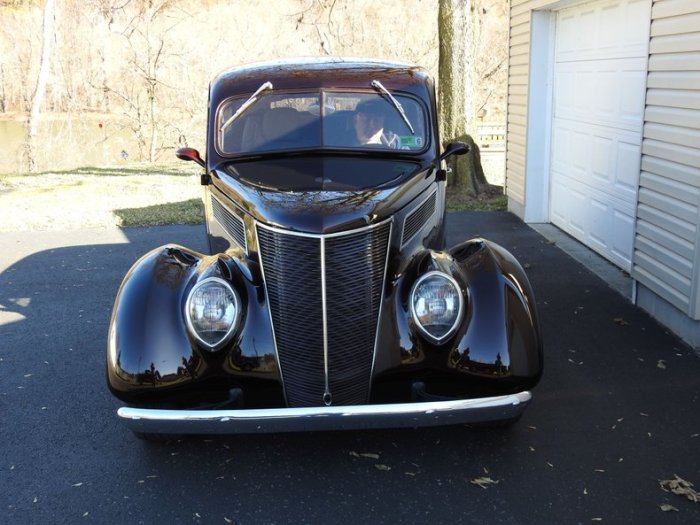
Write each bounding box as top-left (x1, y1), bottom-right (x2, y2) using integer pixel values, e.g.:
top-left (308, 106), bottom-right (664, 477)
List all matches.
top-left (0, 116), bottom-right (145, 173)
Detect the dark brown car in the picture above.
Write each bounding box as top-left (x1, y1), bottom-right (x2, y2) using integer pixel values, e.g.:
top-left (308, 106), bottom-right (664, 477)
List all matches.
top-left (107, 59), bottom-right (543, 440)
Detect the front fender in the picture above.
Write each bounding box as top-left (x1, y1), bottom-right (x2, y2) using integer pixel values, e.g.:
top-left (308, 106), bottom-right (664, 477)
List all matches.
top-left (449, 239), bottom-right (543, 386)
top-left (106, 245), bottom-right (205, 402)
top-left (391, 239), bottom-right (543, 392)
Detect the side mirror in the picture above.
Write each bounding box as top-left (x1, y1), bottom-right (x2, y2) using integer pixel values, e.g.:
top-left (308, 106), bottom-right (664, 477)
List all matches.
top-left (176, 147), bottom-right (205, 168)
top-left (440, 141), bottom-right (470, 162)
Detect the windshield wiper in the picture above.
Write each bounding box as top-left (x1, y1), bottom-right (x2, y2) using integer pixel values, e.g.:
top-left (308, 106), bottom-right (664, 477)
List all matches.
top-left (220, 81), bottom-right (273, 134)
top-left (370, 79), bottom-right (415, 135)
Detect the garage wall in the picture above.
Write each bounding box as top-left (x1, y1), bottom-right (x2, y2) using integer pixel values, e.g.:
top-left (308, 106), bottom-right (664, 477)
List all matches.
top-left (506, 0), bottom-right (595, 212)
top-left (506, 0), bottom-right (535, 209)
top-left (633, 0), bottom-right (700, 319)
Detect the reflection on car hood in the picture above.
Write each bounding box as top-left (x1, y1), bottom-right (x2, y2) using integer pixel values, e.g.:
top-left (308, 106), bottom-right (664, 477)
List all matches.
top-left (214, 156), bottom-right (435, 234)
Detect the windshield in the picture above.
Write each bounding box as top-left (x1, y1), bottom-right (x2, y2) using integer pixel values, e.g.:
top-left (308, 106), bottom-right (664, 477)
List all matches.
top-left (217, 91), bottom-right (427, 155)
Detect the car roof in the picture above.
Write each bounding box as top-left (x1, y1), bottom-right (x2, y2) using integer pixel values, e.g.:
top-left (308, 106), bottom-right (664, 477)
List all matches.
top-left (209, 58), bottom-right (433, 103)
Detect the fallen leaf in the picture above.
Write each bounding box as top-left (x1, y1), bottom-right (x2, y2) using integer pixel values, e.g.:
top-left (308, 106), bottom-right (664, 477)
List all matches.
top-left (659, 504), bottom-right (678, 512)
top-left (529, 446), bottom-right (535, 452)
top-left (374, 464), bottom-right (391, 471)
top-left (583, 488), bottom-right (588, 495)
top-left (613, 318), bottom-right (628, 326)
top-left (33, 497), bottom-right (38, 503)
top-left (659, 475), bottom-right (700, 503)
top-left (471, 477), bottom-right (500, 489)
top-left (657, 360), bottom-right (666, 369)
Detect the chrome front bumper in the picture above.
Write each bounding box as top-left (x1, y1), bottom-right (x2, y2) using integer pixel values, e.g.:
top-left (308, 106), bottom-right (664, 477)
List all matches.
top-left (117, 391), bottom-right (531, 434)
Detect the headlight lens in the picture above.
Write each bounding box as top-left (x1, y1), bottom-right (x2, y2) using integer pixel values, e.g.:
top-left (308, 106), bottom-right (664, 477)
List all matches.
top-left (185, 277), bottom-right (241, 349)
top-left (410, 271), bottom-right (463, 343)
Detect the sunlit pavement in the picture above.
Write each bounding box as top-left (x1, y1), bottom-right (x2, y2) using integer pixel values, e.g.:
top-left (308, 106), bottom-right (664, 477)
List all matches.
top-left (1, 214), bottom-right (698, 524)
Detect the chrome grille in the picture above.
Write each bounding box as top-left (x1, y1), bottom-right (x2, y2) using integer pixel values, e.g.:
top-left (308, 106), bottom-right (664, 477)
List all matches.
top-left (211, 196), bottom-right (247, 252)
top-left (257, 221), bottom-right (391, 407)
top-left (402, 190), bottom-right (437, 246)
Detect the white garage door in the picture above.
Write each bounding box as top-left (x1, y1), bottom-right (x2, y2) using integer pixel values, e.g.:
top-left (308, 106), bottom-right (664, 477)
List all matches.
top-left (549, 0), bottom-right (651, 271)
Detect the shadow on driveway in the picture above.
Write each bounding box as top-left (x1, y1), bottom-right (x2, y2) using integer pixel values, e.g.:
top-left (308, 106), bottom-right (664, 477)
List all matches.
top-left (0, 214), bottom-right (697, 524)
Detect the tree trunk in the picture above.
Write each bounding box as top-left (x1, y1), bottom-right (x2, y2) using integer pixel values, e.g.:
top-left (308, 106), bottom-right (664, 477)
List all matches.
top-left (438, 0), bottom-right (495, 195)
top-left (438, 0), bottom-right (475, 142)
top-left (25, 0), bottom-right (55, 173)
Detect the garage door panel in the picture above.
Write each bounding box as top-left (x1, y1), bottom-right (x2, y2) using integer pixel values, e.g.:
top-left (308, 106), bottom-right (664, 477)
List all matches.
top-left (552, 119), bottom-right (641, 200)
top-left (554, 58), bottom-right (647, 132)
top-left (612, 211), bottom-right (635, 266)
top-left (551, 175), bottom-right (637, 268)
top-left (616, 141), bottom-right (642, 191)
top-left (556, 0), bottom-right (650, 61)
top-left (549, 0), bottom-right (650, 272)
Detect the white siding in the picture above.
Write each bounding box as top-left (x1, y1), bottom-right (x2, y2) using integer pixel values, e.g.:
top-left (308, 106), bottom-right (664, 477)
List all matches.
top-left (633, 0), bottom-right (700, 319)
top-left (505, 1), bottom-right (532, 206)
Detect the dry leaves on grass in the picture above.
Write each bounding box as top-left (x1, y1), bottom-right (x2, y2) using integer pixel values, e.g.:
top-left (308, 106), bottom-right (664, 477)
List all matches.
top-left (660, 475), bottom-right (700, 503)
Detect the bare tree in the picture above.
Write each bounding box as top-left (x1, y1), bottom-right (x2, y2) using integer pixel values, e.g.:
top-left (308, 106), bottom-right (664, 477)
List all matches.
top-left (438, 0), bottom-right (494, 195)
top-left (24, 0), bottom-right (55, 172)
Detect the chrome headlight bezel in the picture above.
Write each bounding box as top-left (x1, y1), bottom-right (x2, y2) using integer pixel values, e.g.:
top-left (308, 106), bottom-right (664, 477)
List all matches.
top-left (185, 276), bottom-right (241, 350)
top-left (409, 270), bottom-right (464, 344)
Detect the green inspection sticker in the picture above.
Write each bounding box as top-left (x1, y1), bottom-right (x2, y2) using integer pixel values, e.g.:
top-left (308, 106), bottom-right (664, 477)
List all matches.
top-left (399, 136), bottom-right (423, 149)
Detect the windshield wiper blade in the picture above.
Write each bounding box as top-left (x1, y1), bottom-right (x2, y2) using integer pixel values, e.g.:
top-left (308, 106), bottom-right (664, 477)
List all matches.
top-left (220, 81), bottom-right (273, 134)
top-left (370, 79), bottom-right (415, 135)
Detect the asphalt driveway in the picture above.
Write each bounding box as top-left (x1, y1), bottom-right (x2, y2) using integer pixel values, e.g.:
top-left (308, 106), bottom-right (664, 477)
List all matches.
top-left (0, 212), bottom-right (698, 524)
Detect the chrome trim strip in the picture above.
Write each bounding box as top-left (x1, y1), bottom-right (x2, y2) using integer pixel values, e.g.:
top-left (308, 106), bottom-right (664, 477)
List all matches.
top-left (118, 391), bottom-right (532, 435)
top-left (368, 220), bottom-right (393, 398)
top-left (256, 218), bottom-right (392, 239)
top-left (401, 187), bottom-right (437, 248)
top-left (320, 236), bottom-right (331, 405)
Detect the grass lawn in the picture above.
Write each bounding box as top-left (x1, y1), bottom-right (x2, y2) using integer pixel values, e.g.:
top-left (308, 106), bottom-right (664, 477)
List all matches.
top-left (0, 164), bottom-right (204, 231)
top-left (0, 164), bottom-right (505, 231)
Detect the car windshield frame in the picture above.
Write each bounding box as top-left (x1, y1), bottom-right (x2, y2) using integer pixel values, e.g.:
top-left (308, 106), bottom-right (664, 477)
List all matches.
top-left (215, 89), bottom-right (429, 157)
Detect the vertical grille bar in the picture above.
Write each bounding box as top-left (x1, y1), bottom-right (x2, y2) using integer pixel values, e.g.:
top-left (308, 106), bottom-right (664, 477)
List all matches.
top-left (257, 221), bottom-right (391, 407)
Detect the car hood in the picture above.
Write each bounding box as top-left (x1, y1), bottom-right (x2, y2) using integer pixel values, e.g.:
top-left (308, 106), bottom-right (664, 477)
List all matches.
top-left (212, 156), bottom-right (437, 234)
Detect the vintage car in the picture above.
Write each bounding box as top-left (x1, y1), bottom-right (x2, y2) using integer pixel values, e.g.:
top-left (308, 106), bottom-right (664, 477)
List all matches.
top-left (107, 58), bottom-right (543, 440)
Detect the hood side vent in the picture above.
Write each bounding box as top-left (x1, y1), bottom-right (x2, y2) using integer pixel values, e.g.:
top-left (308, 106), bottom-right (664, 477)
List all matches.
top-left (401, 189), bottom-right (437, 247)
top-left (211, 195), bottom-right (247, 253)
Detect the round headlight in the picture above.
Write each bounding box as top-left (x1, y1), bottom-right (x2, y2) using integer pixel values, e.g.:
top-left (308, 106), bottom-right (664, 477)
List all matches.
top-left (410, 271), bottom-right (463, 343)
top-left (185, 277), bottom-right (241, 349)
